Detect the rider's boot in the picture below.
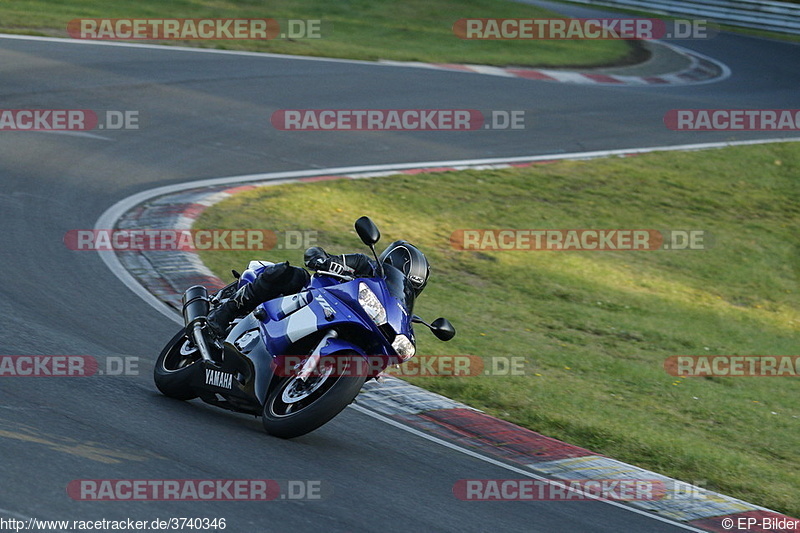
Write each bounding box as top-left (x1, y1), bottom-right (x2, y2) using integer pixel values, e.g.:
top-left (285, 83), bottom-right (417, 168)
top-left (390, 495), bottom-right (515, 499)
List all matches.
top-left (206, 262), bottom-right (309, 339)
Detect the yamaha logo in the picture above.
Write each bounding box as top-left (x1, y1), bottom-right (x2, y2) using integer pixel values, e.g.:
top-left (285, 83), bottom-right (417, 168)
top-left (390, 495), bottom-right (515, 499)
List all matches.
top-left (205, 369), bottom-right (233, 389)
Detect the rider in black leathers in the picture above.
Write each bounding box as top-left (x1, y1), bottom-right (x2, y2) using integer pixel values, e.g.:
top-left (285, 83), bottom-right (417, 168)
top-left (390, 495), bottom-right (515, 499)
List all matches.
top-left (206, 242), bottom-right (428, 338)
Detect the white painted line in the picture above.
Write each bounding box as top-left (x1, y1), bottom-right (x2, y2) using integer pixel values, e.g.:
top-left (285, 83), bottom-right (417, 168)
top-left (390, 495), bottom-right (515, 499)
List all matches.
top-left (612, 76), bottom-right (652, 86)
top-left (94, 176), bottom-right (298, 324)
top-left (540, 70), bottom-right (594, 84)
top-left (39, 130), bottom-right (113, 141)
top-left (467, 65), bottom-right (517, 77)
top-left (95, 249), bottom-right (182, 324)
top-left (378, 60), bottom-right (444, 70)
top-left (350, 405), bottom-right (708, 532)
top-left (0, 507), bottom-right (32, 520)
top-left (659, 41), bottom-right (732, 85)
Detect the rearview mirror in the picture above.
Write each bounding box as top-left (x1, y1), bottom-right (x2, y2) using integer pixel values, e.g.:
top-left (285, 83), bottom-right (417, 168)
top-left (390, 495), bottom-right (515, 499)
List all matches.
top-left (355, 216), bottom-right (381, 246)
top-left (430, 318), bottom-right (456, 341)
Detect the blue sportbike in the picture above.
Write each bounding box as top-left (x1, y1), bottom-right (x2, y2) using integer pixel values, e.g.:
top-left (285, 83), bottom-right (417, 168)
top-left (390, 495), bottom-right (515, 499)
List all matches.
top-left (154, 217), bottom-right (455, 438)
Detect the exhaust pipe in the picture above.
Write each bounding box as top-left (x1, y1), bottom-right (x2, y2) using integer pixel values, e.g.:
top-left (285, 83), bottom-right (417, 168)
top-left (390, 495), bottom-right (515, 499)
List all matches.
top-left (182, 285), bottom-right (210, 326)
top-left (181, 285), bottom-right (215, 364)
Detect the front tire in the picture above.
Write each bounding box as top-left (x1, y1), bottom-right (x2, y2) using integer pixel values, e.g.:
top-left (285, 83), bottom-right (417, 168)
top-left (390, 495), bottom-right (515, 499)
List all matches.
top-left (262, 352), bottom-right (367, 439)
top-left (154, 328), bottom-right (201, 401)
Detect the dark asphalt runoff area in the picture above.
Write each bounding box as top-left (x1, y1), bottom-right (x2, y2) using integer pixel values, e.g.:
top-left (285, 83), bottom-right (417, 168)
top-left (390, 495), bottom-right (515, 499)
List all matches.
top-left (0, 6), bottom-right (798, 531)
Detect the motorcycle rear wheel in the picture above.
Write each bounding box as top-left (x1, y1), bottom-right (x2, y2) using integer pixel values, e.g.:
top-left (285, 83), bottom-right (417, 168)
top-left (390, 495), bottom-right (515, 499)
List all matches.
top-left (154, 328), bottom-right (201, 401)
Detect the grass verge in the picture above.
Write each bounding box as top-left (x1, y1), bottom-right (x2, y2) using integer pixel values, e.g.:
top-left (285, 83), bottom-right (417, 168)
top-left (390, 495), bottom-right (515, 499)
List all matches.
top-left (195, 142), bottom-right (800, 516)
top-left (2, 0), bottom-right (640, 68)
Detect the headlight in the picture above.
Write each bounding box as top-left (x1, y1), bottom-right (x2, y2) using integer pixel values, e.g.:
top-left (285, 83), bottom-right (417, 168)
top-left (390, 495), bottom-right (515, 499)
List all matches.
top-left (358, 282), bottom-right (387, 325)
top-left (392, 335), bottom-right (416, 361)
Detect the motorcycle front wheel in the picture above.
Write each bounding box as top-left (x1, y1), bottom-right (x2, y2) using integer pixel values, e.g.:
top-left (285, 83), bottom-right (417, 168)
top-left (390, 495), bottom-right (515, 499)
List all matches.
top-left (262, 352), bottom-right (367, 439)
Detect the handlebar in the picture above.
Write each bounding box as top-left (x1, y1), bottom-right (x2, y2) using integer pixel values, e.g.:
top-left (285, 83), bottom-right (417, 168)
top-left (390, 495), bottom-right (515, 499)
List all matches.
top-left (313, 270), bottom-right (356, 282)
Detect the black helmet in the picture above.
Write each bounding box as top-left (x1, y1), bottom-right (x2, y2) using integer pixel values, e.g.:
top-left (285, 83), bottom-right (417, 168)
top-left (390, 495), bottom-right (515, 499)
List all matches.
top-left (379, 240), bottom-right (430, 296)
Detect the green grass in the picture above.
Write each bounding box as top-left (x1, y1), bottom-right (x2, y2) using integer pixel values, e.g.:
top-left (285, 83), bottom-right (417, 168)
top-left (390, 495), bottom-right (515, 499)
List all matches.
top-left (1, 0), bottom-right (641, 68)
top-left (195, 142), bottom-right (800, 516)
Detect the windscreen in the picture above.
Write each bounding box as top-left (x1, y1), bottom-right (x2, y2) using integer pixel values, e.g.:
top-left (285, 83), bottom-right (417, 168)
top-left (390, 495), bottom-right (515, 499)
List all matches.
top-left (383, 263), bottom-right (415, 313)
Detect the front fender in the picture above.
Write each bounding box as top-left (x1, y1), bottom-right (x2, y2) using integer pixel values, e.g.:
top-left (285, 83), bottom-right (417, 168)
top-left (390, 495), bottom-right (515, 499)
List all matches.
top-left (318, 338), bottom-right (389, 379)
top-left (319, 337), bottom-right (366, 357)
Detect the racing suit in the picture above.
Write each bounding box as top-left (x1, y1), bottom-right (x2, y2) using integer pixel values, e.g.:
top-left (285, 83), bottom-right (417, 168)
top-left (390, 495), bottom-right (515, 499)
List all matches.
top-left (206, 247), bottom-right (374, 338)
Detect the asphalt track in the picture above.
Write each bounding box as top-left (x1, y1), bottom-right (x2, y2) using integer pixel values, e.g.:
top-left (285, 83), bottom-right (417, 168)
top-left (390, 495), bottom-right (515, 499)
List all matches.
top-left (0, 6), bottom-right (799, 532)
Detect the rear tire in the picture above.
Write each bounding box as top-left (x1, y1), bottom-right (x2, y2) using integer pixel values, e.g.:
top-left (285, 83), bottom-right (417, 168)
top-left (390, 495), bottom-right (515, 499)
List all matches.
top-left (262, 352), bottom-right (367, 439)
top-left (154, 328), bottom-right (200, 401)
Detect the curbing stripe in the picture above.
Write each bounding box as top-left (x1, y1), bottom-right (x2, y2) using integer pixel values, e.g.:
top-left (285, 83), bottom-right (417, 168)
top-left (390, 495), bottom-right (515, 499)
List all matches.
top-left (531, 456), bottom-right (763, 522)
top-left (507, 69), bottom-right (559, 81)
top-left (395, 408), bottom-right (595, 463)
top-left (378, 42), bottom-right (730, 86)
top-left (357, 376), bottom-right (474, 416)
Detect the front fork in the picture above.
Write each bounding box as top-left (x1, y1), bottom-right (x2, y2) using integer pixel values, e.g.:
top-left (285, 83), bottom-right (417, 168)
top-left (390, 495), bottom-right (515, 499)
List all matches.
top-left (190, 323), bottom-right (216, 365)
top-left (297, 330), bottom-right (339, 381)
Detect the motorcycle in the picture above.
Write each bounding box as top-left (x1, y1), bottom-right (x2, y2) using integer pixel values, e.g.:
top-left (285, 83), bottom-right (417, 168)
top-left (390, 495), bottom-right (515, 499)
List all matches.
top-left (154, 216), bottom-right (456, 438)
